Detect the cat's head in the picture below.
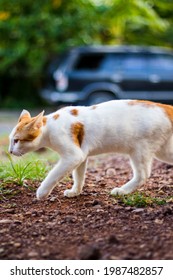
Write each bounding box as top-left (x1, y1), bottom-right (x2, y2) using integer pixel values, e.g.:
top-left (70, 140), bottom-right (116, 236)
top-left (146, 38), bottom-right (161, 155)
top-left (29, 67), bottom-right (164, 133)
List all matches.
top-left (9, 109), bottom-right (45, 156)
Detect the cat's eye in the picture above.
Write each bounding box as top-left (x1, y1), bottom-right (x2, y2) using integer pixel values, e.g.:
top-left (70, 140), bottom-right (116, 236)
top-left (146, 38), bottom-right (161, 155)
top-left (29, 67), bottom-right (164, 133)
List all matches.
top-left (14, 139), bottom-right (19, 144)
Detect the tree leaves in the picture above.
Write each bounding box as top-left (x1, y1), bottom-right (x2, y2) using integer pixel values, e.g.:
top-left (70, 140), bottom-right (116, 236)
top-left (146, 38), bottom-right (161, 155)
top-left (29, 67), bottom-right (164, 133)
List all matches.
top-left (0, 0), bottom-right (172, 77)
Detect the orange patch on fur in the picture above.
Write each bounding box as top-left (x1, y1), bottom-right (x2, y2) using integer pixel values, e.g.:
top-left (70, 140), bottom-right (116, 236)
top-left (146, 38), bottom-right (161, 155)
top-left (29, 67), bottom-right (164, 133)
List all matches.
top-left (128, 100), bottom-right (155, 107)
top-left (53, 114), bottom-right (59, 120)
top-left (43, 116), bottom-right (47, 126)
top-left (128, 100), bottom-right (173, 123)
top-left (70, 109), bottom-right (78, 116)
top-left (15, 120), bottom-right (41, 141)
top-left (18, 114), bottom-right (30, 123)
top-left (156, 103), bottom-right (173, 123)
top-left (71, 122), bottom-right (84, 147)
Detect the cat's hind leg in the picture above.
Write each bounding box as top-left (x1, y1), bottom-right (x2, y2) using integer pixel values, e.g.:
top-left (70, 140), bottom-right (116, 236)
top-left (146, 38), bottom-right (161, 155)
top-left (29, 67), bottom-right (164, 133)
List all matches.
top-left (64, 159), bottom-right (88, 198)
top-left (111, 152), bottom-right (153, 195)
top-left (156, 135), bottom-right (173, 165)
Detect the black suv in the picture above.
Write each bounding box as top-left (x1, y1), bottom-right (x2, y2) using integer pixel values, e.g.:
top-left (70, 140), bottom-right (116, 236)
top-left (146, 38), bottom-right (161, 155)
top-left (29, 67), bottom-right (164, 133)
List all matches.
top-left (40, 45), bottom-right (173, 105)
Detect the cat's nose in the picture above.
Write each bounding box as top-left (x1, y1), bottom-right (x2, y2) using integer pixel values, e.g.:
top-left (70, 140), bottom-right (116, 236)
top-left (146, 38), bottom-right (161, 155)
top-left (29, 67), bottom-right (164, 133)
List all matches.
top-left (9, 148), bottom-right (13, 154)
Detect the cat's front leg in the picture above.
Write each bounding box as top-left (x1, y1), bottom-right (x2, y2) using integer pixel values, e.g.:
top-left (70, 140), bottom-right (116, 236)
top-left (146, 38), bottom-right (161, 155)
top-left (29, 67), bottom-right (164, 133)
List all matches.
top-left (64, 159), bottom-right (88, 198)
top-left (36, 152), bottom-right (85, 200)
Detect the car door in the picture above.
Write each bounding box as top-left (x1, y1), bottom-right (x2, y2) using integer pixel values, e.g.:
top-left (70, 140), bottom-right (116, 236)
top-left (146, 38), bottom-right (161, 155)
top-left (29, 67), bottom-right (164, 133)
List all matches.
top-left (105, 53), bottom-right (150, 100)
top-left (147, 54), bottom-right (173, 102)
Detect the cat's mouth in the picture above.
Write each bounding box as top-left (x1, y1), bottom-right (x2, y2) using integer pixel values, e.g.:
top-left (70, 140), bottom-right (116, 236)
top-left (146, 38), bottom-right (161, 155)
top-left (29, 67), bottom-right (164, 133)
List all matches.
top-left (10, 150), bottom-right (24, 157)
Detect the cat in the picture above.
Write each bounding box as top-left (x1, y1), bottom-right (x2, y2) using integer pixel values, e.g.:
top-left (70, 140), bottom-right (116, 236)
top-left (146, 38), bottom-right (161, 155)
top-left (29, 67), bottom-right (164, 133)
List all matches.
top-left (8, 99), bottom-right (173, 200)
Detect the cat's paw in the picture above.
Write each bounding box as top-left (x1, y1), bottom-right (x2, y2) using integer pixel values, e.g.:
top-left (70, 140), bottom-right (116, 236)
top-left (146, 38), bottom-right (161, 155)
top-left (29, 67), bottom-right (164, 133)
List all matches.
top-left (111, 187), bottom-right (128, 196)
top-left (36, 187), bottom-right (50, 200)
top-left (64, 189), bottom-right (80, 198)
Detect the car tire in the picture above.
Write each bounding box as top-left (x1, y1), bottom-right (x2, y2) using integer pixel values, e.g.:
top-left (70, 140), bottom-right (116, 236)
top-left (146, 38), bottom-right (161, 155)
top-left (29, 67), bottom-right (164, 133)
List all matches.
top-left (87, 92), bottom-right (115, 106)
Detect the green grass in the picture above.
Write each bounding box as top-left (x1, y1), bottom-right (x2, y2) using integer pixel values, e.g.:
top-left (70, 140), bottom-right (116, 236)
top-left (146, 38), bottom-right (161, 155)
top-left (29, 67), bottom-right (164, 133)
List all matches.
top-left (0, 150), bottom-right (58, 186)
top-left (0, 153), bottom-right (49, 186)
top-left (0, 133), bottom-right (58, 199)
top-left (0, 150), bottom-right (59, 200)
top-left (112, 191), bottom-right (170, 207)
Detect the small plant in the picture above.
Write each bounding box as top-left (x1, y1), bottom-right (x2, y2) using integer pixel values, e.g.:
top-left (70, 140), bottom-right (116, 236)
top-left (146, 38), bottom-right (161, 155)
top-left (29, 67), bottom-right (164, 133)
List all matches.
top-left (0, 153), bottom-right (50, 186)
top-left (112, 191), bottom-right (167, 207)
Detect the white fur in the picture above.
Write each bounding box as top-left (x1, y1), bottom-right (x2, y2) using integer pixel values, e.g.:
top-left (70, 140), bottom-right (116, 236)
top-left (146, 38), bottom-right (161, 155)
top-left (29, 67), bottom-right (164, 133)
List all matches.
top-left (9, 100), bottom-right (173, 199)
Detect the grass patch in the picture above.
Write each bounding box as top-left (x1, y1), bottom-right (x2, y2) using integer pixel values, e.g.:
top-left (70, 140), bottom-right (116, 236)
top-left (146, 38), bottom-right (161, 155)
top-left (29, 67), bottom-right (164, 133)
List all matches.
top-left (0, 153), bottom-right (49, 186)
top-left (0, 140), bottom-right (59, 199)
top-left (0, 151), bottom-right (57, 200)
top-left (0, 151), bottom-right (58, 186)
top-left (112, 191), bottom-right (168, 207)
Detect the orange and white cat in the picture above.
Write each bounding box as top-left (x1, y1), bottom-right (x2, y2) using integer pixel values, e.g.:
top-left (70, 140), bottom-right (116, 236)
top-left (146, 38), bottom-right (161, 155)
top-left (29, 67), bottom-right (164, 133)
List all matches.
top-left (9, 100), bottom-right (173, 200)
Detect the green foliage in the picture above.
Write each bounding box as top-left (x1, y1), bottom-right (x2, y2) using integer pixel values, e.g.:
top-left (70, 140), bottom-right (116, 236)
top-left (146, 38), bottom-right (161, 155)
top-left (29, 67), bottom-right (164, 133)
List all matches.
top-left (0, 153), bottom-right (50, 186)
top-left (112, 191), bottom-right (167, 207)
top-left (0, 0), bottom-right (99, 76)
top-left (96, 0), bottom-right (168, 45)
top-left (0, 0), bottom-right (173, 107)
top-left (0, 147), bottom-right (58, 199)
top-left (0, 0), bottom-right (171, 77)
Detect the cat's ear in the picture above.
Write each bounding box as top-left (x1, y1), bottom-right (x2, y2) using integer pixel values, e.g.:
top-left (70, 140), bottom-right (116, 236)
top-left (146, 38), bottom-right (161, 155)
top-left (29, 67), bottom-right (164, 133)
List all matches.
top-left (18, 109), bottom-right (31, 122)
top-left (33, 111), bottom-right (45, 130)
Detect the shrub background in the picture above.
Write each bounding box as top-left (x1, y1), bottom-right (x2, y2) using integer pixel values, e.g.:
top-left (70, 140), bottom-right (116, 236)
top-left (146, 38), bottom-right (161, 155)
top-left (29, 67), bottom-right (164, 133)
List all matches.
top-left (0, 0), bottom-right (173, 108)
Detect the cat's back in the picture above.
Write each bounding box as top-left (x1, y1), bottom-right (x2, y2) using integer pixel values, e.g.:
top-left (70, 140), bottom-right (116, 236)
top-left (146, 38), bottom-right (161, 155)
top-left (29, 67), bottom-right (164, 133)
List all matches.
top-left (86, 99), bottom-right (173, 123)
top-left (49, 99), bottom-right (173, 128)
top-left (83, 99), bottom-right (170, 123)
top-left (82, 100), bottom-right (173, 136)
top-left (54, 100), bottom-right (129, 123)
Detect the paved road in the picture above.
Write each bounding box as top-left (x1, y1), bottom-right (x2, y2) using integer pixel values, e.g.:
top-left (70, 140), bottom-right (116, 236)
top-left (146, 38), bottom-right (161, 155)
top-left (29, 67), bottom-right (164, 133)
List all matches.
top-left (0, 111), bottom-right (20, 135)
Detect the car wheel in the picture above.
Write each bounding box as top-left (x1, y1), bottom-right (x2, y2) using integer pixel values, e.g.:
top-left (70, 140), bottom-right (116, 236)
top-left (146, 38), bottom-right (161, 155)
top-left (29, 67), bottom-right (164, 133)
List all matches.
top-left (87, 92), bottom-right (115, 106)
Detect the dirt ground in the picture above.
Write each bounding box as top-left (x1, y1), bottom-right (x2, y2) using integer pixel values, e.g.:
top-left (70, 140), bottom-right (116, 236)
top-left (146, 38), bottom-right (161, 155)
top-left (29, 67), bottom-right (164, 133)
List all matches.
top-left (0, 154), bottom-right (173, 260)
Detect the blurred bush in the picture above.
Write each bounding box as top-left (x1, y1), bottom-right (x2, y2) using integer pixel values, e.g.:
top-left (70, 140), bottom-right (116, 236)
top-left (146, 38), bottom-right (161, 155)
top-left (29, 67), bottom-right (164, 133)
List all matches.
top-left (0, 0), bottom-right (173, 108)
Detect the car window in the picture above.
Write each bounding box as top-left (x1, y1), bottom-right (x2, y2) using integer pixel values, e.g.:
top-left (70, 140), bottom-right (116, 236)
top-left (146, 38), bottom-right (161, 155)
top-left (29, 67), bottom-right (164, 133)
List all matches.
top-left (74, 53), bottom-right (124, 72)
top-left (148, 54), bottom-right (173, 73)
top-left (100, 54), bottom-right (123, 71)
top-left (100, 53), bottom-right (148, 75)
top-left (73, 53), bottom-right (105, 71)
top-left (72, 52), bottom-right (173, 76)
top-left (121, 54), bottom-right (147, 74)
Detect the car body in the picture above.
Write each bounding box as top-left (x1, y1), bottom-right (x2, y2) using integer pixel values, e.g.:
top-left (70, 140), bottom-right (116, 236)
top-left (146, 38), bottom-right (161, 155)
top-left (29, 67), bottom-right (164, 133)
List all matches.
top-left (40, 45), bottom-right (173, 105)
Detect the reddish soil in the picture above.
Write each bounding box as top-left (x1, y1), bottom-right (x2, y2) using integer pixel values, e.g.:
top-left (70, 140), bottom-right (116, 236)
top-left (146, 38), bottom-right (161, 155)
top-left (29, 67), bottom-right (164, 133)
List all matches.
top-left (0, 155), bottom-right (173, 260)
